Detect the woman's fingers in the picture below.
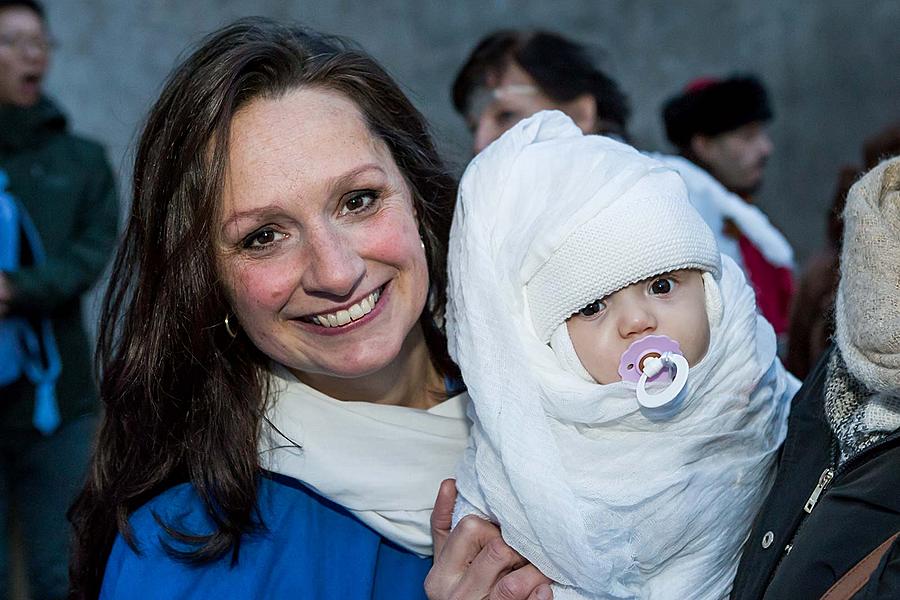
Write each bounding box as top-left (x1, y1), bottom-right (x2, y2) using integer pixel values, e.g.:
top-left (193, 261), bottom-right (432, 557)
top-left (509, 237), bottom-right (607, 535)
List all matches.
top-left (458, 532), bottom-right (528, 598)
top-left (426, 480), bottom-right (552, 600)
top-left (493, 567), bottom-right (553, 600)
top-left (426, 514), bottom-right (521, 599)
top-left (431, 478), bottom-right (458, 559)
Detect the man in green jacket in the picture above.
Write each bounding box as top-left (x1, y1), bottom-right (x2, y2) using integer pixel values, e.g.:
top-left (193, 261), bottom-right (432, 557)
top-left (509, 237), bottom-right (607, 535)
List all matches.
top-left (0, 1), bottom-right (117, 597)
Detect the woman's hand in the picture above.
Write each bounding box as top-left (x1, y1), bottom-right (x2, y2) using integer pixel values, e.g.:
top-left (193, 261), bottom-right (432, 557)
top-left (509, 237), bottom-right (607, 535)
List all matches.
top-left (425, 479), bottom-right (553, 600)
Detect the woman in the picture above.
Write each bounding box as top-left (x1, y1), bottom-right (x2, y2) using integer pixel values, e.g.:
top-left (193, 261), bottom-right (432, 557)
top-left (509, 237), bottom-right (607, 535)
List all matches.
top-left (730, 157), bottom-right (900, 599)
top-left (68, 18), bottom-right (489, 599)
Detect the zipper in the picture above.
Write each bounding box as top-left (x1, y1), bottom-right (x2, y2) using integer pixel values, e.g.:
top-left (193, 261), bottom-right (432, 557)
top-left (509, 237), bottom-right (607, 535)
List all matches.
top-left (803, 467), bottom-right (834, 514)
top-left (763, 432), bottom-right (900, 597)
top-left (762, 439), bottom-right (839, 597)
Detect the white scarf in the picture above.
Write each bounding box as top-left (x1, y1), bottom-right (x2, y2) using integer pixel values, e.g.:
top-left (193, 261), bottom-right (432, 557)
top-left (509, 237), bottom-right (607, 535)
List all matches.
top-left (259, 366), bottom-right (470, 557)
top-left (447, 114), bottom-right (798, 599)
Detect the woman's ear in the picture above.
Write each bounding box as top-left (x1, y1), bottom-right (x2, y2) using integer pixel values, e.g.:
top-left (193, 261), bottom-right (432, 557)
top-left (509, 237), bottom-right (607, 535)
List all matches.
top-left (561, 93), bottom-right (598, 135)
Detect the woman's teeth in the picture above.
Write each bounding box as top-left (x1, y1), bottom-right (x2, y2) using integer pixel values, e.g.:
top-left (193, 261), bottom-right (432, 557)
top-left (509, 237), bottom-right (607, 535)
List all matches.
top-left (310, 288), bottom-right (382, 328)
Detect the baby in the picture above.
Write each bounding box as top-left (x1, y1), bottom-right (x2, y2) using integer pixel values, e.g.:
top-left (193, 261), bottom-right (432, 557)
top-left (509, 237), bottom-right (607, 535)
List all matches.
top-left (446, 111), bottom-right (798, 599)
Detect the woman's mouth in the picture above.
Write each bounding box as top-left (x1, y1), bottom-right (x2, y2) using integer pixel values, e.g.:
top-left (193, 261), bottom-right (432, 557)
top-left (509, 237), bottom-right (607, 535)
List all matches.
top-left (303, 285), bottom-right (384, 328)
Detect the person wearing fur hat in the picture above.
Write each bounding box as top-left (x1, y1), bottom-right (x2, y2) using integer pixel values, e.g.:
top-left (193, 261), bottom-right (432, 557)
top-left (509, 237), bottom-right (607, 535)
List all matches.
top-left (662, 75), bottom-right (795, 338)
top-left (445, 111), bottom-right (797, 599)
top-left (731, 156), bottom-right (900, 600)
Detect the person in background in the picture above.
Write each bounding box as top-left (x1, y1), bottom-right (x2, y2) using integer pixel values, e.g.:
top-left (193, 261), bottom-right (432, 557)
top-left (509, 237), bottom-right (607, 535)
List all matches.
top-left (451, 30), bottom-right (630, 154)
top-left (662, 75), bottom-right (795, 339)
top-left (0, 0), bottom-right (118, 597)
top-left (784, 166), bottom-right (857, 379)
top-left (862, 121), bottom-right (900, 170)
top-left (731, 155), bottom-right (900, 600)
top-left (786, 121), bottom-right (900, 379)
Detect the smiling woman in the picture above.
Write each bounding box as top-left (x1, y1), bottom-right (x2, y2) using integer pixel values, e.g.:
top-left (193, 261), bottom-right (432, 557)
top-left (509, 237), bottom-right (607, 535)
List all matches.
top-left (66, 18), bottom-right (469, 600)
top-left (217, 88), bottom-right (432, 395)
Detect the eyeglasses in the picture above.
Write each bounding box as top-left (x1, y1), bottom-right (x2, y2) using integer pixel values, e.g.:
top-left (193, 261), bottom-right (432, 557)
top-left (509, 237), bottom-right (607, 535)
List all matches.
top-left (0, 33), bottom-right (55, 54)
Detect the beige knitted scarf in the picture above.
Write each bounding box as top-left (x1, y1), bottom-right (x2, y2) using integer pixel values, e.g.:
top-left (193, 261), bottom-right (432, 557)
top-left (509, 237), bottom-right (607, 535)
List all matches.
top-left (829, 156), bottom-right (900, 463)
top-left (834, 157), bottom-right (900, 392)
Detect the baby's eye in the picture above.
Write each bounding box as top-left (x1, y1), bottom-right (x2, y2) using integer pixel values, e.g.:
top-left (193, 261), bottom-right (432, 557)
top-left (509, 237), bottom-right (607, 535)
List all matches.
top-left (649, 277), bottom-right (675, 295)
top-left (242, 227), bottom-right (285, 249)
top-left (340, 190), bottom-right (378, 216)
top-left (578, 299), bottom-right (606, 317)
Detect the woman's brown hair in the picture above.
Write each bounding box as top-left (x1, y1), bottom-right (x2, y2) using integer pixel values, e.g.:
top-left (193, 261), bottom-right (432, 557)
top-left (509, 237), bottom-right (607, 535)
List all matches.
top-left (68, 17), bottom-right (458, 598)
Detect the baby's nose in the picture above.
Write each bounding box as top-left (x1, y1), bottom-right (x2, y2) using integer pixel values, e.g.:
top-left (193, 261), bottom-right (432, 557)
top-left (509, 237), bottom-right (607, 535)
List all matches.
top-left (618, 305), bottom-right (657, 338)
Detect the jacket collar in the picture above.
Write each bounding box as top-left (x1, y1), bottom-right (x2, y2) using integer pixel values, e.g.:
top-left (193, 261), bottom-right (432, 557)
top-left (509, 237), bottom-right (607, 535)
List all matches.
top-left (0, 97), bottom-right (67, 152)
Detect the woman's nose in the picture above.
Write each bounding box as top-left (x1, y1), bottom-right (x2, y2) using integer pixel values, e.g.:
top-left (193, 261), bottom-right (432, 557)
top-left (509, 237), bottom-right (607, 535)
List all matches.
top-left (300, 225), bottom-right (366, 298)
top-left (617, 303), bottom-right (657, 338)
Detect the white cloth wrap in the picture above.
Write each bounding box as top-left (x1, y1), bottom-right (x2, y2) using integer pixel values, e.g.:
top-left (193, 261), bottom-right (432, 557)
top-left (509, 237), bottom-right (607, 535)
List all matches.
top-left (259, 366), bottom-right (471, 557)
top-left (447, 112), bottom-right (797, 598)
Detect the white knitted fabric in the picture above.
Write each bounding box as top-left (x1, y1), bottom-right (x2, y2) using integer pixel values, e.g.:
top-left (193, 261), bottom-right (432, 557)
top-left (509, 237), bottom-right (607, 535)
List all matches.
top-left (527, 173), bottom-right (721, 343)
top-left (447, 111), bottom-right (798, 599)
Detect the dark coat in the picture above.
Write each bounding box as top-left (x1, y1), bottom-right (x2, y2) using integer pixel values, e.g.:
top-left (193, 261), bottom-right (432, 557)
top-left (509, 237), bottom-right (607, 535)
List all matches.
top-left (0, 97), bottom-right (118, 429)
top-left (731, 349), bottom-right (900, 599)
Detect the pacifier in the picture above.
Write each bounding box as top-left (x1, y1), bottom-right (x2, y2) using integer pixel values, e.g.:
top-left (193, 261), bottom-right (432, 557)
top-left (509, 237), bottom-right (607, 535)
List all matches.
top-left (618, 334), bottom-right (690, 419)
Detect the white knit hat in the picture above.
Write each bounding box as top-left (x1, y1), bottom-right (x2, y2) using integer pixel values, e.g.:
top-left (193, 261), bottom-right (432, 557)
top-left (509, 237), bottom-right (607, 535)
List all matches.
top-left (834, 156), bottom-right (900, 391)
top-left (509, 115), bottom-right (721, 343)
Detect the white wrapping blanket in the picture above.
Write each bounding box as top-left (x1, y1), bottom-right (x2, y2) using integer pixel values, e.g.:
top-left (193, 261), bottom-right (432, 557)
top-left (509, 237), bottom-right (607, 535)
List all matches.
top-left (447, 112), bottom-right (798, 599)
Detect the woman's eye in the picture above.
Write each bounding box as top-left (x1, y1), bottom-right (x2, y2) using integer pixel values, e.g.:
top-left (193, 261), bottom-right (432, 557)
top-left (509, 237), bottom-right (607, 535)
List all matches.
top-left (578, 299), bottom-right (606, 317)
top-left (340, 191), bottom-right (378, 216)
top-left (242, 227), bottom-right (285, 249)
top-left (649, 277), bottom-right (674, 295)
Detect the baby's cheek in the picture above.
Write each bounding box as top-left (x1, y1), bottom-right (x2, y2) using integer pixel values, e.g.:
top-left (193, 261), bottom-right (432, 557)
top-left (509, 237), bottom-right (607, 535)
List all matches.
top-left (688, 322), bottom-right (712, 366)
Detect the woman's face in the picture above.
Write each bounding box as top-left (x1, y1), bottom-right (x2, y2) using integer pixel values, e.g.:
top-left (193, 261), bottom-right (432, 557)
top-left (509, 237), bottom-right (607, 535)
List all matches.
top-left (216, 87), bottom-right (429, 381)
top-left (566, 270), bottom-right (710, 384)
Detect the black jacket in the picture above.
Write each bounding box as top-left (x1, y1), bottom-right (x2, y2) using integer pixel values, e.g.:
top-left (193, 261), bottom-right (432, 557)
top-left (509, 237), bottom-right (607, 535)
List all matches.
top-left (731, 349), bottom-right (900, 599)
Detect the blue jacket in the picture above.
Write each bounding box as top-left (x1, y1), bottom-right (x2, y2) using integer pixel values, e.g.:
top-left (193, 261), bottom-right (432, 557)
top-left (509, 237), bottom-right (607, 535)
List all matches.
top-left (100, 472), bottom-right (431, 599)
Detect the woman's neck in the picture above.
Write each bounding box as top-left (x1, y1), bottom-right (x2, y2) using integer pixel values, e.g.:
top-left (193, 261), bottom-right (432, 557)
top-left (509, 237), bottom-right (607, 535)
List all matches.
top-left (292, 323), bottom-right (444, 410)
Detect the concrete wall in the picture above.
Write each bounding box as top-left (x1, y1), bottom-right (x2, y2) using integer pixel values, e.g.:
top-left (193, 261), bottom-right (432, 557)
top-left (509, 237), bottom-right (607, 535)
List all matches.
top-left (42, 0), bottom-right (900, 330)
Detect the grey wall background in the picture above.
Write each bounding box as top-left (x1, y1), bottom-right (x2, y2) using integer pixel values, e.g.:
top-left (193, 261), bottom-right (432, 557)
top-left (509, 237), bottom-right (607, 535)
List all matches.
top-left (40, 0), bottom-right (899, 333)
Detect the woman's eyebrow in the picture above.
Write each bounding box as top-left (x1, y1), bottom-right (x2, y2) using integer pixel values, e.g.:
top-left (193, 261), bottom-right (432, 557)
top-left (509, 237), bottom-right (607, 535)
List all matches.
top-left (220, 164), bottom-right (388, 232)
top-left (220, 206), bottom-right (289, 234)
top-left (326, 163), bottom-right (386, 196)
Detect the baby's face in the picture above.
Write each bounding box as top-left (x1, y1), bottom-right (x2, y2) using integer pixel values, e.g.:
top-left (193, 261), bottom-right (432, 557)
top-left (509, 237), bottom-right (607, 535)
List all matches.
top-left (566, 270), bottom-right (711, 384)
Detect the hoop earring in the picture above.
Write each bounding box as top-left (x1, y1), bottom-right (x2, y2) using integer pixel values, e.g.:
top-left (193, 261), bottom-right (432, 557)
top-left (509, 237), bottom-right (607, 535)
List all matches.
top-left (224, 314), bottom-right (238, 339)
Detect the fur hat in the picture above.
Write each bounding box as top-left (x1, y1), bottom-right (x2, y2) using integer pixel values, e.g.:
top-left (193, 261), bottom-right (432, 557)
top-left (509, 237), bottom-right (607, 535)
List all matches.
top-left (834, 156), bottom-right (900, 392)
top-left (662, 75), bottom-right (773, 149)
